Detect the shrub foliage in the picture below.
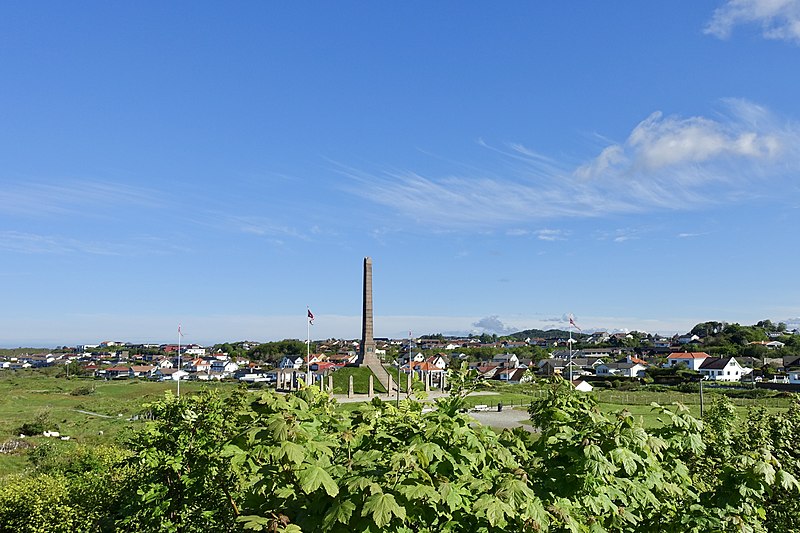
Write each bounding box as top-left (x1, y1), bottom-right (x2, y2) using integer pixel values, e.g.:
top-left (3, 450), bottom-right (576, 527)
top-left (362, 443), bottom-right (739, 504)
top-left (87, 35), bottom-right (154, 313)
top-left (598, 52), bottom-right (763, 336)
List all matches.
top-left (2, 373), bottom-right (799, 532)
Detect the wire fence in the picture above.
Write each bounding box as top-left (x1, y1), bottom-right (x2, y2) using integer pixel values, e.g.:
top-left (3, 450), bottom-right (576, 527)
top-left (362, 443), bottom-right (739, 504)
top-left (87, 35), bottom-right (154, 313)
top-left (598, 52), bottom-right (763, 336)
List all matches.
top-left (465, 389), bottom-right (792, 412)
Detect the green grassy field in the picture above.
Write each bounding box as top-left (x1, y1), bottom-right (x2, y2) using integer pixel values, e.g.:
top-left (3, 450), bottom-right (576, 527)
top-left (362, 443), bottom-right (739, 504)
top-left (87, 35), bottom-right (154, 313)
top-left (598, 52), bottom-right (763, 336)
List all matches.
top-left (0, 371), bottom-right (239, 476)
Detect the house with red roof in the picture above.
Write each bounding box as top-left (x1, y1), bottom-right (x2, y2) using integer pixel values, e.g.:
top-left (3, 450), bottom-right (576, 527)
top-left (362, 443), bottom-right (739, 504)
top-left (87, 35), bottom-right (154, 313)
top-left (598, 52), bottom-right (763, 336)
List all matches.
top-left (666, 352), bottom-right (710, 371)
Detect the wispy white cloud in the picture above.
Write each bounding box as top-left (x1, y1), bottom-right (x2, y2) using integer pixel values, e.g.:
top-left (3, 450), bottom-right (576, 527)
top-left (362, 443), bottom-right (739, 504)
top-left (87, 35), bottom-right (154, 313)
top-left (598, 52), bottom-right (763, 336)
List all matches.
top-left (0, 179), bottom-right (162, 217)
top-left (595, 228), bottom-right (644, 243)
top-left (536, 229), bottom-right (568, 241)
top-left (207, 214), bottom-right (309, 242)
top-left (0, 231), bottom-right (123, 255)
top-left (705, 0), bottom-right (800, 43)
top-left (341, 100), bottom-right (800, 231)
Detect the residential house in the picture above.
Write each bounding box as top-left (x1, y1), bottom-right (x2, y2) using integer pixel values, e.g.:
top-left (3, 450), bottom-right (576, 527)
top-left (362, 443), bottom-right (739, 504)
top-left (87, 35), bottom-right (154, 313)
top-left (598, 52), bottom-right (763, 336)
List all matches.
top-left (184, 344), bottom-right (206, 356)
top-left (328, 353), bottom-right (357, 365)
top-left (581, 348), bottom-right (615, 358)
top-left (586, 331), bottom-right (610, 344)
top-left (102, 365), bottom-right (132, 379)
top-left (652, 337), bottom-right (672, 349)
top-left (186, 358), bottom-right (212, 373)
top-left (130, 365), bottom-right (156, 378)
top-left (595, 362), bottom-right (647, 378)
top-left (278, 356), bottom-right (304, 370)
top-left (666, 352), bottom-right (710, 371)
top-left (699, 357), bottom-right (750, 382)
top-left (492, 353), bottom-right (520, 368)
top-left (426, 354), bottom-right (449, 370)
top-left (154, 368), bottom-right (190, 381)
top-left (210, 359), bottom-right (239, 375)
top-left (495, 367), bottom-right (530, 383)
top-left (572, 379), bottom-right (594, 392)
top-left (475, 364), bottom-right (501, 379)
top-left (677, 334), bottom-right (701, 345)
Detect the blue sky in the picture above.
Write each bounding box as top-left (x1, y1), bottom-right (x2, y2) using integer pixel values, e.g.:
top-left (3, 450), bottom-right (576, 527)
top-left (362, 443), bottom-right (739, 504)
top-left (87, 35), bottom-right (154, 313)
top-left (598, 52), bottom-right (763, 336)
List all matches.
top-left (2, 1), bottom-right (800, 346)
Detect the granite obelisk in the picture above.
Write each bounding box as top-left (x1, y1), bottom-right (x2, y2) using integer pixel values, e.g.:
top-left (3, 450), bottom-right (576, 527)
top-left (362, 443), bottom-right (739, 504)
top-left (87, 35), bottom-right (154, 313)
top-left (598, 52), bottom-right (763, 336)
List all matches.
top-left (355, 257), bottom-right (391, 388)
top-left (356, 257), bottom-right (377, 365)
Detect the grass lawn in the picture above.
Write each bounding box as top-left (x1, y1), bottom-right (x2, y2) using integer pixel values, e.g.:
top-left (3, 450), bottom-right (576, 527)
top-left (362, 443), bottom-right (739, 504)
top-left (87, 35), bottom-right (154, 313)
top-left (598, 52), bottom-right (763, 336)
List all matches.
top-left (0, 371), bottom-right (241, 477)
top-left (330, 367), bottom-right (388, 394)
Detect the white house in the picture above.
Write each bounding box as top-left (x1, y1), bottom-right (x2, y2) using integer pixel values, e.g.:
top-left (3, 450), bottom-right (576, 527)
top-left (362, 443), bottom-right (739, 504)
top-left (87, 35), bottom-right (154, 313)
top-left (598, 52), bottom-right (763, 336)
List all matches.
top-left (210, 359), bottom-right (240, 375)
top-left (666, 352), bottom-right (710, 371)
top-left (186, 358), bottom-right (212, 373)
top-left (492, 353), bottom-right (520, 368)
top-left (278, 356), bottom-right (304, 370)
top-left (699, 356), bottom-right (751, 382)
top-left (154, 368), bottom-right (190, 381)
top-left (595, 362), bottom-right (647, 378)
top-left (572, 379), bottom-right (594, 392)
top-left (426, 354), bottom-right (449, 370)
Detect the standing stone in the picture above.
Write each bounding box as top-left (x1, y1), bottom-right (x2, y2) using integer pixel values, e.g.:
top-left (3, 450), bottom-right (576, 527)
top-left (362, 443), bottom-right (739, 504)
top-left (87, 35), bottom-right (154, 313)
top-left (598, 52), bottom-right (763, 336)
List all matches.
top-left (328, 374), bottom-right (333, 393)
top-left (368, 374), bottom-right (374, 398)
top-left (407, 371), bottom-right (412, 397)
top-left (356, 257), bottom-right (377, 365)
top-left (424, 372), bottom-right (430, 392)
top-left (387, 374), bottom-right (394, 398)
top-left (353, 257), bottom-right (392, 388)
top-left (348, 375), bottom-right (354, 398)
top-left (441, 373), bottom-right (446, 391)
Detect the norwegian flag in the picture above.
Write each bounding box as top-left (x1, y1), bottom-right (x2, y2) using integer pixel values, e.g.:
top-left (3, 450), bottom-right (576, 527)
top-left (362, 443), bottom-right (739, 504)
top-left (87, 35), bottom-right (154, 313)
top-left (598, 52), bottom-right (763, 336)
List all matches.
top-left (569, 315), bottom-right (581, 332)
top-left (307, 308), bottom-right (314, 325)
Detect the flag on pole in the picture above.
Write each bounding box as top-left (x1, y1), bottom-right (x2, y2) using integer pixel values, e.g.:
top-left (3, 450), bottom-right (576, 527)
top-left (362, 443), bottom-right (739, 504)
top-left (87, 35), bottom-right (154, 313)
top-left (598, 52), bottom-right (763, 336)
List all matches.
top-left (178, 324), bottom-right (184, 337)
top-left (307, 308), bottom-right (314, 325)
top-left (569, 315), bottom-right (581, 332)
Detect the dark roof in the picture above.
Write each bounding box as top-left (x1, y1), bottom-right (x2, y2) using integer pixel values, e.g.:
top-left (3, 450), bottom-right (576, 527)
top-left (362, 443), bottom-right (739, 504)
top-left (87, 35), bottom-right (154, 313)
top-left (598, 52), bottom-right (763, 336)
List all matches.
top-left (699, 356), bottom-right (734, 370)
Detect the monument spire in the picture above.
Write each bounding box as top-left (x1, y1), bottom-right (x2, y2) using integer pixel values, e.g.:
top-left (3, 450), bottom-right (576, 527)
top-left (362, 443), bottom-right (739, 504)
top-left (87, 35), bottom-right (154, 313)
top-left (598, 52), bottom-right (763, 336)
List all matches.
top-left (354, 257), bottom-right (391, 389)
top-left (358, 256), bottom-right (377, 363)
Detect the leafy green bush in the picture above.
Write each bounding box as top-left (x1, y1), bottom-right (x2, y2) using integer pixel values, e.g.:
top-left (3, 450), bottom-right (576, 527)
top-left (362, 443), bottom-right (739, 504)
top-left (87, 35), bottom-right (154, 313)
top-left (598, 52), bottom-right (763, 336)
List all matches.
top-left (18, 409), bottom-right (55, 436)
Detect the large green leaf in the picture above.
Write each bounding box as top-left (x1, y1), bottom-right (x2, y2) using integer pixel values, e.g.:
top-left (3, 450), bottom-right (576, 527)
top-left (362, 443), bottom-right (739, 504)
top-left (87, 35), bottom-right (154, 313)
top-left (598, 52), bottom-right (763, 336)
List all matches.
top-left (362, 492), bottom-right (406, 528)
top-left (297, 465), bottom-right (339, 497)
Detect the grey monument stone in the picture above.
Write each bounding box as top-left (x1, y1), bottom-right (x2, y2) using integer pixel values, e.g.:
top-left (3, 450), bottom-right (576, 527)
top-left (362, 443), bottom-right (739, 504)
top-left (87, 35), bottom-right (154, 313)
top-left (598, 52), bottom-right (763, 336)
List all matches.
top-left (354, 256), bottom-right (391, 388)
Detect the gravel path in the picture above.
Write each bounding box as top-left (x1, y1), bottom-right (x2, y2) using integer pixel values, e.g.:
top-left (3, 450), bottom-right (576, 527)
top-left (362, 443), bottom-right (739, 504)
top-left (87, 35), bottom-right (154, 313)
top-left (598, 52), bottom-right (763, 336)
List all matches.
top-left (468, 408), bottom-right (533, 430)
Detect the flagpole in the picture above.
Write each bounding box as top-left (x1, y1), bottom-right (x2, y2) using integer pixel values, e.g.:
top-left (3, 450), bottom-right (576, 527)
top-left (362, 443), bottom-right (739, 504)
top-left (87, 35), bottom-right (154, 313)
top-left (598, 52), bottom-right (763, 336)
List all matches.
top-left (568, 327), bottom-right (573, 383)
top-left (177, 325), bottom-right (180, 397)
top-left (306, 307), bottom-right (311, 386)
top-left (568, 314), bottom-right (581, 383)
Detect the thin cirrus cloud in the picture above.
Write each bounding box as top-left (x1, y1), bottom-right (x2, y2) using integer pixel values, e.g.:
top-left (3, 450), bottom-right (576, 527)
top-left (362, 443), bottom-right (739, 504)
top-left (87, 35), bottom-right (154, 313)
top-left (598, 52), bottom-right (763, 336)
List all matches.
top-left (343, 99), bottom-right (799, 230)
top-left (705, 0), bottom-right (800, 43)
top-left (0, 231), bottom-right (124, 255)
top-left (536, 229), bottom-right (568, 241)
top-left (0, 179), bottom-right (163, 218)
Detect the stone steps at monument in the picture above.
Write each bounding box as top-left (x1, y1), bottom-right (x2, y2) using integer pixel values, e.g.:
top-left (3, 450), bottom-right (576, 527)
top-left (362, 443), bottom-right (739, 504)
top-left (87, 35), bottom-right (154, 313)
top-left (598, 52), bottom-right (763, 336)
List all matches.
top-left (364, 359), bottom-right (393, 391)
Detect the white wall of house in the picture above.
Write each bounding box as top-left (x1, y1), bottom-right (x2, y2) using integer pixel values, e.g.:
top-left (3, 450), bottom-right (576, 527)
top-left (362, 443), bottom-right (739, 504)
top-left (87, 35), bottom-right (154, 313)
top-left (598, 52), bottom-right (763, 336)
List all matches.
top-left (700, 359), bottom-right (749, 382)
